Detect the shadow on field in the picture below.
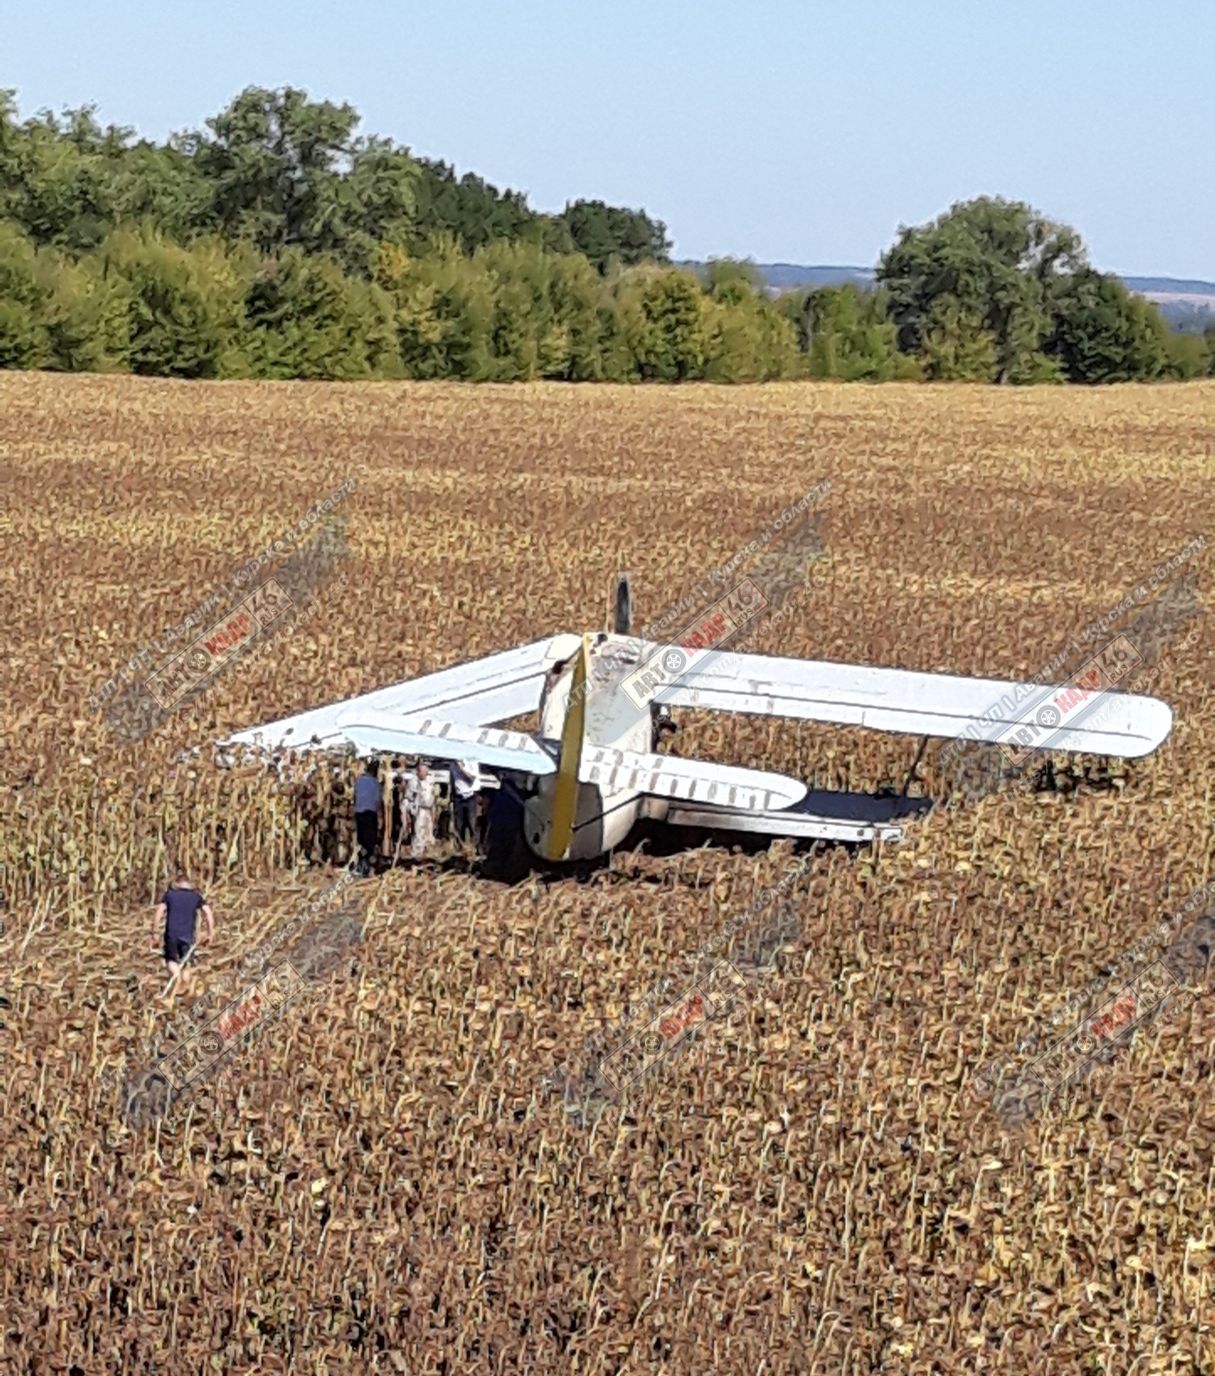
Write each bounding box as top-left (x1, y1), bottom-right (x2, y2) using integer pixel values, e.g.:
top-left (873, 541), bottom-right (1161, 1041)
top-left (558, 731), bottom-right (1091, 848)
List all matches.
top-left (469, 787), bottom-right (937, 887)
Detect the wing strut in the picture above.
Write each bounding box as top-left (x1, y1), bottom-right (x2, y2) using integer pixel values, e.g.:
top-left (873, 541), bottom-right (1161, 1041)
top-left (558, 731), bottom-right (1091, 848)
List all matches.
top-left (900, 736), bottom-right (930, 798)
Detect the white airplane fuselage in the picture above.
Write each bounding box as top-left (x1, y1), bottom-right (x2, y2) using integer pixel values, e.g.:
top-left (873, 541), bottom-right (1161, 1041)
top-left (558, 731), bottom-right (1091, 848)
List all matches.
top-left (523, 634), bottom-right (657, 861)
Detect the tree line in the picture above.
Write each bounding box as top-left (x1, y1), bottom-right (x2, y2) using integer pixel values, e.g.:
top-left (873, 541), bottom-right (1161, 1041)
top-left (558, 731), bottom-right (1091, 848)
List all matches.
top-left (0, 86), bottom-right (1210, 384)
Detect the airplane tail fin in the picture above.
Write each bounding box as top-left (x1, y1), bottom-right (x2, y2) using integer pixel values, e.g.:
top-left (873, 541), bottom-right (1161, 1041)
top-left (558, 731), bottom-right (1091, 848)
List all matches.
top-left (611, 572), bottom-right (633, 635)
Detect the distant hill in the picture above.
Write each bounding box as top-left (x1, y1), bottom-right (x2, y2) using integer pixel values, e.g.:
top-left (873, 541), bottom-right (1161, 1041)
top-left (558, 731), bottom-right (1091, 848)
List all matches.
top-left (1121, 277), bottom-right (1215, 331)
top-left (680, 262), bottom-right (1215, 332)
top-left (677, 261), bottom-right (875, 292)
top-left (1121, 275), bottom-right (1215, 296)
top-left (748, 263), bottom-right (876, 291)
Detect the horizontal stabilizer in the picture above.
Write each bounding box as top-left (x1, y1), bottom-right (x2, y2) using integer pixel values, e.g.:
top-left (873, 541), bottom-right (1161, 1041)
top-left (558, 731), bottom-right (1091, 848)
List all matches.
top-left (333, 710), bottom-right (557, 775)
top-left (578, 744), bottom-right (806, 813)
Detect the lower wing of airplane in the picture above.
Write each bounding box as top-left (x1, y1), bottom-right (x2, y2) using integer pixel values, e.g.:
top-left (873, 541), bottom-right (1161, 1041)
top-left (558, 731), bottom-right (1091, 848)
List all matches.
top-left (659, 787), bottom-right (935, 846)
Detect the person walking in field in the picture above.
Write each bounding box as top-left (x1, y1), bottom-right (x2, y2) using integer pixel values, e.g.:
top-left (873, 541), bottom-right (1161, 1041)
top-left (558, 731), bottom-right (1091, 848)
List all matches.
top-left (153, 872), bottom-right (213, 988)
top-left (353, 757), bottom-right (383, 876)
top-left (406, 761), bottom-right (437, 859)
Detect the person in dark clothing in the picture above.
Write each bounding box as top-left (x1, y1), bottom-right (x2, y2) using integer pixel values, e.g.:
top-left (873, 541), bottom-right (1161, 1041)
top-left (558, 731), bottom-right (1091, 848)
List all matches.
top-left (388, 757), bottom-right (406, 850)
top-left (153, 872), bottom-right (214, 986)
top-left (478, 772), bottom-right (532, 882)
top-left (450, 758), bottom-right (481, 849)
top-left (353, 758), bottom-right (383, 876)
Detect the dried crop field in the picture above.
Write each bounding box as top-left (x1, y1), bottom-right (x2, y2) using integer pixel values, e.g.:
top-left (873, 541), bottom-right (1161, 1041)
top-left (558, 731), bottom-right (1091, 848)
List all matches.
top-left (1, 372), bottom-right (1214, 1374)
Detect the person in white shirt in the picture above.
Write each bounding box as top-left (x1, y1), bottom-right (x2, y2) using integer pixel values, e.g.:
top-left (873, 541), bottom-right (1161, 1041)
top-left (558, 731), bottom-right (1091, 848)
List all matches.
top-left (406, 762), bottom-right (437, 859)
top-left (450, 757), bottom-right (481, 849)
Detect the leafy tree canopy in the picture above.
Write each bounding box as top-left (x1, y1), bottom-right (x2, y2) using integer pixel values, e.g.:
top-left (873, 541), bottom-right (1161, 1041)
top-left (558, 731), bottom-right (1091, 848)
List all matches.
top-left (878, 196), bottom-right (1085, 382)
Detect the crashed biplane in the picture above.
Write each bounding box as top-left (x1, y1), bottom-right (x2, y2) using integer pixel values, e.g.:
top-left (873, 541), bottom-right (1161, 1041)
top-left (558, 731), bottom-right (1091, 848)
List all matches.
top-left (219, 576), bottom-right (1173, 870)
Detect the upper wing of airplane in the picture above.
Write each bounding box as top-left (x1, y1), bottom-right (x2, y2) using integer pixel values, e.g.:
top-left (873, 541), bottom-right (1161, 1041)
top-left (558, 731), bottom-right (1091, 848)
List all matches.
top-left (221, 636), bottom-right (569, 754)
top-left (647, 645), bottom-right (1173, 759)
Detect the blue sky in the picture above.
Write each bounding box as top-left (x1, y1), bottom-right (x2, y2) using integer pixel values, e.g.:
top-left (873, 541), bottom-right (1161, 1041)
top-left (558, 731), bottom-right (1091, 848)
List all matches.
top-left (11, 1), bottom-right (1213, 277)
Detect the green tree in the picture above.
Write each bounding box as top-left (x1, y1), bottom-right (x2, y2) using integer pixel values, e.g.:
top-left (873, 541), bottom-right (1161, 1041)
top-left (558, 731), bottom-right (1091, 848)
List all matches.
top-left (376, 236), bottom-right (496, 380)
top-left (698, 261), bottom-right (802, 381)
top-left (191, 87), bottom-right (362, 256)
top-left (324, 136), bottom-right (418, 276)
top-left (704, 257), bottom-right (765, 302)
top-left (102, 227), bottom-right (246, 378)
top-left (0, 219), bottom-right (130, 373)
top-left (616, 268), bottom-right (708, 381)
top-left (0, 221), bottom-right (50, 367)
top-left (242, 247), bottom-right (397, 380)
top-left (0, 96), bottom-right (126, 251)
top-left (476, 239), bottom-right (555, 380)
top-left (1164, 329), bottom-right (1208, 380)
top-left (410, 160), bottom-right (536, 253)
top-left (547, 251), bottom-right (613, 380)
top-left (1047, 269), bottom-right (1170, 382)
top-left (40, 250), bottom-right (130, 372)
top-left (920, 298), bottom-right (999, 381)
top-left (878, 197), bottom-right (1084, 382)
top-left (789, 283), bottom-right (903, 380)
top-left (188, 87), bottom-right (422, 278)
top-left (110, 140), bottom-right (213, 244)
top-left (561, 200), bottom-right (671, 273)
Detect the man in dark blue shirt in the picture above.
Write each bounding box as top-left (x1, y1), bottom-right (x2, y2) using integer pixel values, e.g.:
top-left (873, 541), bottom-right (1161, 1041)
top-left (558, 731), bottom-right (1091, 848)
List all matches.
top-left (353, 758), bottom-right (383, 876)
top-left (153, 872), bottom-right (214, 986)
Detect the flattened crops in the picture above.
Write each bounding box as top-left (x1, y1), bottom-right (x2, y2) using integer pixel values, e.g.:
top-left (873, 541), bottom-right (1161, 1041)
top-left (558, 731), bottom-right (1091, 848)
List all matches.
top-left (1, 372), bottom-right (1214, 1374)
